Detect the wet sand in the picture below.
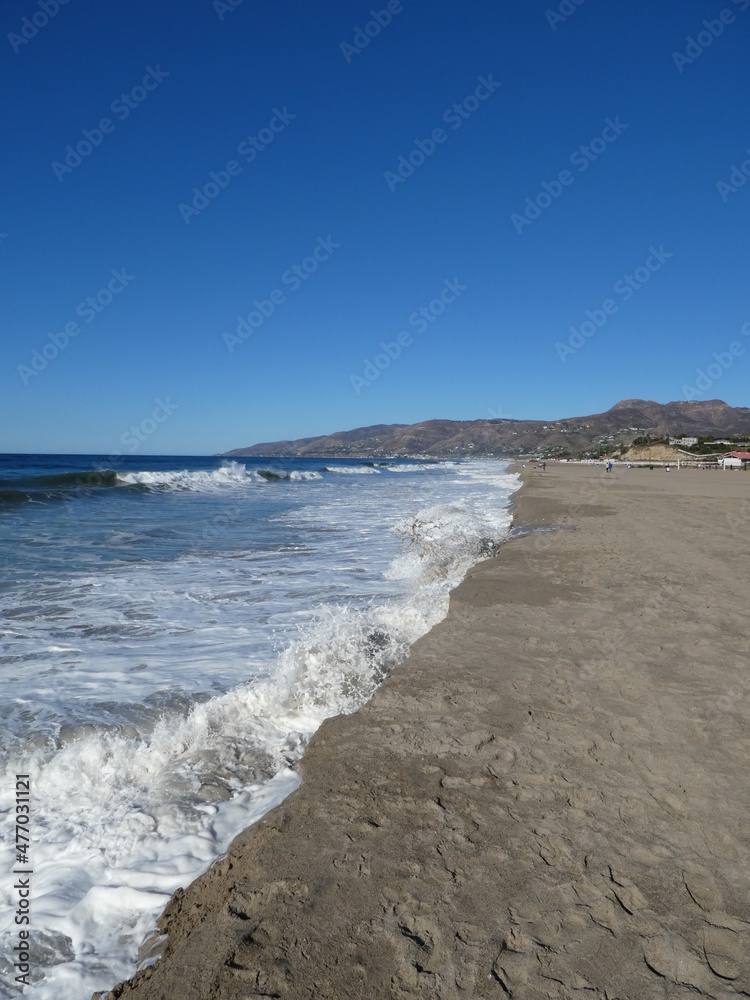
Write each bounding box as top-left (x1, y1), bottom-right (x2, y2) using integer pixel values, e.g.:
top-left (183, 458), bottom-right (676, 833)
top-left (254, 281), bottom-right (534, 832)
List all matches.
top-left (102, 463), bottom-right (750, 999)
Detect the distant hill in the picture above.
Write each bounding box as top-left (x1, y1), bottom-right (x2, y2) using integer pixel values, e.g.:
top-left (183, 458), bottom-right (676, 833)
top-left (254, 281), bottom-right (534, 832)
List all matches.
top-left (222, 399), bottom-right (750, 459)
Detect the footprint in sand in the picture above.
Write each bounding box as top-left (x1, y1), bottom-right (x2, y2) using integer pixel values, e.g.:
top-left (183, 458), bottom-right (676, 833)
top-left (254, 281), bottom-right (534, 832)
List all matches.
top-left (704, 827), bottom-right (740, 861)
top-left (703, 925), bottom-right (747, 981)
top-left (682, 865), bottom-right (721, 912)
top-left (648, 784), bottom-right (687, 816)
top-left (643, 933), bottom-right (714, 992)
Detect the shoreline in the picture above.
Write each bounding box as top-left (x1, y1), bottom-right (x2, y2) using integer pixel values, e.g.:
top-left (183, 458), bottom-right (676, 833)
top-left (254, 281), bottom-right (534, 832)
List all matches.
top-left (102, 463), bottom-right (750, 999)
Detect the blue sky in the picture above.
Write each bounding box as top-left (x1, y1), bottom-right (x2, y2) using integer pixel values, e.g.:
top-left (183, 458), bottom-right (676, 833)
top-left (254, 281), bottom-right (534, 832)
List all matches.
top-left (1, 0), bottom-right (749, 454)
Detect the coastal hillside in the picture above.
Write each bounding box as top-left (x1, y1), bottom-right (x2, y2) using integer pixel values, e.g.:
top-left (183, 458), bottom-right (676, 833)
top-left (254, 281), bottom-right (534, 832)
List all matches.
top-left (223, 398), bottom-right (750, 459)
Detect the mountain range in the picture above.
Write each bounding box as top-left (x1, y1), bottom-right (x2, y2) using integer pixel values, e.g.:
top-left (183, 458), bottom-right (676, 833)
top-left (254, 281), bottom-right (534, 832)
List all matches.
top-left (222, 399), bottom-right (750, 459)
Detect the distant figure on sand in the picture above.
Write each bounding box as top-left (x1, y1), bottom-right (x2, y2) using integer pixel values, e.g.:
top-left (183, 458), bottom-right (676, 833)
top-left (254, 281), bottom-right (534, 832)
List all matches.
top-left (607, 461), bottom-right (613, 473)
top-left (542, 462), bottom-right (546, 471)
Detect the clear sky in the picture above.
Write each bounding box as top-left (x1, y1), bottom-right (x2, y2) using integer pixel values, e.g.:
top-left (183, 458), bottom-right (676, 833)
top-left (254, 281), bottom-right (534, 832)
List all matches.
top-left (2, 0), bottom-right (749, 455)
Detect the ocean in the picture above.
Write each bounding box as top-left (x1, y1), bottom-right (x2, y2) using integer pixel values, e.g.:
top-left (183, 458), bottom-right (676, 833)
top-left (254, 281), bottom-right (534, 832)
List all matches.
top-left (0, 454), bottom-right (517, 999)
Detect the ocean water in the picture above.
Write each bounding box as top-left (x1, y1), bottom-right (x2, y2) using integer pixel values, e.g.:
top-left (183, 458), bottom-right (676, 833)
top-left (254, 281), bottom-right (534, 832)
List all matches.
top-left (0, 454), bottom-right (517, 999)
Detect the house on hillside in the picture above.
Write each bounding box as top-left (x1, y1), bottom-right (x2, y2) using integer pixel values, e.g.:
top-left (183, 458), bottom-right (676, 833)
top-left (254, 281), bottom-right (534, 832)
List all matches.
top-left (669, 436), bottom-right (698, 447)
top-left (720, 451), bottom-right (750, 469)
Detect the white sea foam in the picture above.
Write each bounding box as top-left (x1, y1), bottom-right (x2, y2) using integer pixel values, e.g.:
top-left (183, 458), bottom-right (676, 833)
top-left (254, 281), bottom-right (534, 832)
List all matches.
top-left (116, 461), bottom-right (255, 490)
top-left (0, 461), bottom-right (517, 1000)
top-left (115, 462), bottom-right (324, 490)
top-left (383, 462), bottom-right (450, 472)
top-left (322, 465), bottom-right (380, 475)
top-left (278, 469), bottom-right (323, 481)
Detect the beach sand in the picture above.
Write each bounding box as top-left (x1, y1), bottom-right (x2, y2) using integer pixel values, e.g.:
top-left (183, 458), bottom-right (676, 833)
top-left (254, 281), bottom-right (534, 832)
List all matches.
top-left (101, 463), bottom-right (750, 999)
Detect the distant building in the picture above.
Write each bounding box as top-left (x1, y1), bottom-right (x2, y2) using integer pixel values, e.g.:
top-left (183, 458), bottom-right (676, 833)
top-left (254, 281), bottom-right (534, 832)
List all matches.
top-left (720, 451), bottom-right (750, 469)
top-left (669, 436), bottom-right (698, 447)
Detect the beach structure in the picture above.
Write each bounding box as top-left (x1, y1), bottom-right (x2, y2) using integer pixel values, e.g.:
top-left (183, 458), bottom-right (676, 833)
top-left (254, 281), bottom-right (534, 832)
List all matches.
top-left (720, 450), bottom-right (750, 469)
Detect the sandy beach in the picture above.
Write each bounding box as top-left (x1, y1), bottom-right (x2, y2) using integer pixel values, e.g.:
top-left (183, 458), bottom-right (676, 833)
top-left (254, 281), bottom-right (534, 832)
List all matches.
top-left (102, 463), bottom-right (750, 1000)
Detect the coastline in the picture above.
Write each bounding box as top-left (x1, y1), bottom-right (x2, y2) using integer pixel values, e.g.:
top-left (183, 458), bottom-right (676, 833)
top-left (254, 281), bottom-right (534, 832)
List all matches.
top-left (101, 463), bottom-right (750, 999)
